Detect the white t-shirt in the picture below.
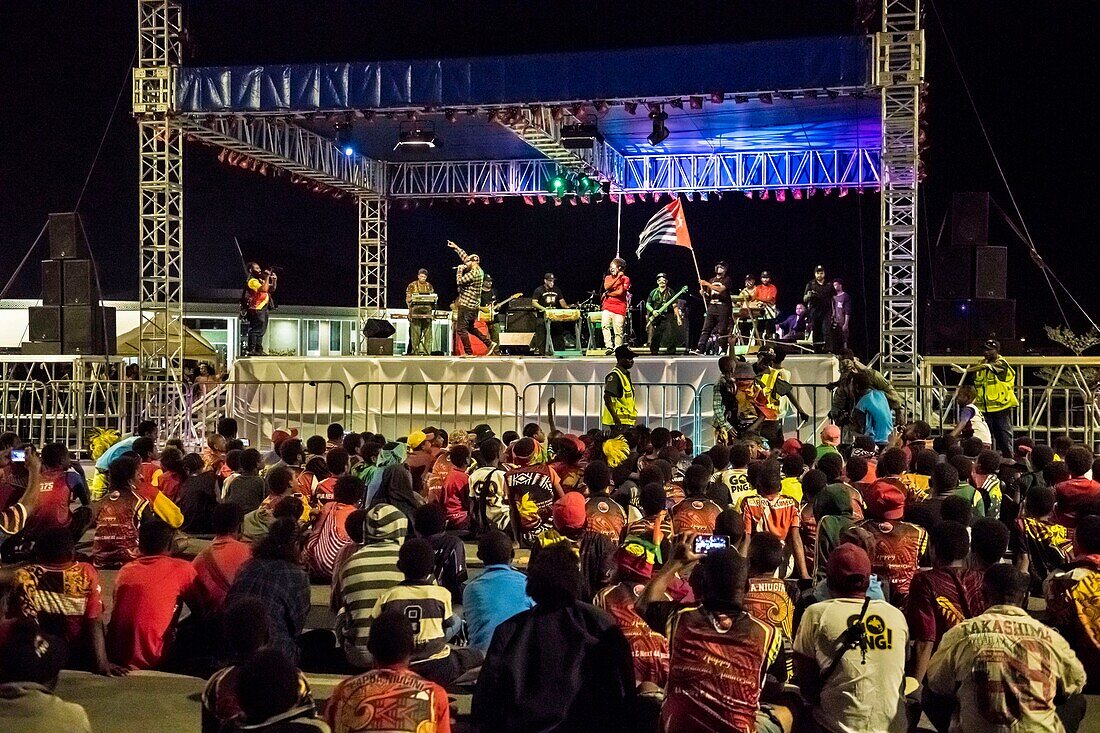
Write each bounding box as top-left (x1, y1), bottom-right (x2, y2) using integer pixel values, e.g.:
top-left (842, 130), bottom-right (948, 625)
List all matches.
top-left (794, 597), bottom-right (909, 733)
top-left (469, 465), bottom-right (508, 530)
top-left (961, 404), bottom-right (992, 446)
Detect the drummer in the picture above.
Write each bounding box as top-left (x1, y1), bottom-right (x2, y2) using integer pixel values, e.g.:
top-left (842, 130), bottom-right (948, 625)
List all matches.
top-left (532, 272), bottom-right (572, 355)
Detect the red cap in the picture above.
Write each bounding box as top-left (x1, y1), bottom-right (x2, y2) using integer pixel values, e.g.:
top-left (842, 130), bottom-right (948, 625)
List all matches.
top-left (552, 491), bottom-right (587, 530)
top-left (827, 543), bottom-right (872, 595)
top-left (820, 424), bottom-right (841, 445)
top-left (864, 479), bottom-right (906, 520)
top-left (780, 438), bottom-right (803, 457)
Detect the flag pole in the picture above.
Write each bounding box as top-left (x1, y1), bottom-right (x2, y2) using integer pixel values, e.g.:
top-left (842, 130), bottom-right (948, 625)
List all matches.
top-left (616, 194), bottom-right (622, 259)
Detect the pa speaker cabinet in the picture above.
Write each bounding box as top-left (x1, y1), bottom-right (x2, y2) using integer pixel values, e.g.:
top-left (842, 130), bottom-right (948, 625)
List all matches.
top-left (951, 192), bottom-right (990, 247)
top-left (363, 337), bottom-right (394, 355)
top-left (973, 247), bottom-right (1008, 299)
top-left (362, 318), bottom-right (396, 338)
top-left (933, 247), bottom-right (973, 299)
top-left (499, 331), bottom-right (534, 355)
top-left (504, 311), bottom-right (538, 333)
top-left (47, 212), bottom-right (90, 260)
top-left (969, 299), bottom-right (1015, 343)
top-left (62, 259), bottom-right (98, 306)
top-left (28, 306), bottom-right (62, 342)
top-left (924, 299), bottom-right (971, 355)
top-left (42, 259), bottom-right (63, 306)
top-left (21, 340), bottom-right (63, 355)
top-left (62, 306), bottom-right (116, 355)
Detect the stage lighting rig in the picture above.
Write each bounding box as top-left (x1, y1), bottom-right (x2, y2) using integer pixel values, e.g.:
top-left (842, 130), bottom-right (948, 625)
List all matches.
top-left (334, 121), bottom-right (358, 156)
top-left (394, 121), bottom-right (439, 150)
top-left (647, 107), bottom-right (669, 146)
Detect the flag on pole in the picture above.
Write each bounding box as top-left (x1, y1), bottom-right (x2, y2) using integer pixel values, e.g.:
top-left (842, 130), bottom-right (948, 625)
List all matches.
top-left (636, 197), bottom-right (692, 258)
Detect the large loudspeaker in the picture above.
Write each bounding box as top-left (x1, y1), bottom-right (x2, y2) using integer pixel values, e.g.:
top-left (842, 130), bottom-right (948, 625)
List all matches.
top-left (62, 306), bottom-right (116, 355)
top-left (47, 212), bottom-right (90, 260)
top-left (362, 337), bottom-right (394, 355)
top-left (970, 299), bottom-right (1015, 343)
top-left (933, 247), bottom-right (973, 299)
top-left (28, 306), bottom-right (62, 342)
top-left (951, 192), bottom-right (990, 247)
top-left (42, 260), bottom-right (63, 306)
top-left (362, 318), bottom-right (396, 338)
top-left (504, 311), bottom-right (538, 333)
top-left (974, 246), bottom-right (1007, 299)
top-left (925, 300), bottom-right (970, 354)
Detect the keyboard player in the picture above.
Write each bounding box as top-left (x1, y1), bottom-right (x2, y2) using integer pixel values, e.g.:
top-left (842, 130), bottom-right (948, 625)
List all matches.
top-left (405, 268), bottom-right (437, 355)
top-left (532, 272), bottom-right (573, 355)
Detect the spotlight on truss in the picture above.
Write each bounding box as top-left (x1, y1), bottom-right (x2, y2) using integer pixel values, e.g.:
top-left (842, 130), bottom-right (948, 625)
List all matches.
top-left (647, 107), bottom-right (670, 146)
top-left (669, 98), bottom-right (684, 110)
top-left (394, 121), bottom-right (439, 151)
top-left (709, 92), bottom-right (724, 104)
top-left (623, 101), bottom-right (638, 115)
top-left (334, 121), bottom-right (358, 156)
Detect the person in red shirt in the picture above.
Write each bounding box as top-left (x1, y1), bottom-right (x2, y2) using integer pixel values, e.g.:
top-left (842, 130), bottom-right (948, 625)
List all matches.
top-left (191, 503), bottom-right (252, 618)
top-left (9, 526), bottom-right (124, 676)
top-left (741, 459), bottom-right (809, 580)
top-left (548, 435), bottom-right (586, 494)
top-left (584, 460), bottom-right (626, 544)
top-left (856, 478), bottom-right (929, 607)
top-left (23, 443), bottom-right (91, 539)
top-left (866, 447), bottom-right (909, 513)
top-left (439, 444), bottom-right (471, 530)
top-left (302, 475), bottom-right (361, 582)
top-left (905, 520), bottom-right (987, 682)
top-left (155, 446), bottom-right (186, 501)
top-left (600, 257), bottom-right (631, 353)
top-left (327, 609), bottom-right (451, 733)
top-left (132, 436), bottom-right (161, 495)
top-left (744, 532), bottom-right (797, 647)
top-left (1055, 446), bottom-right (1100, 529)
top-left (106, 520), bottom-right (197, 670)
top-left (670, 464), bottom-right (723, 536)
top-left (311, 448), bottom-right (350, 506)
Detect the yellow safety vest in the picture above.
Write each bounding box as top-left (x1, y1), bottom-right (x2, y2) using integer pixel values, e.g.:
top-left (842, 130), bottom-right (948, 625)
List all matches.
top-left (974, 358), bottom-right (1018, 412)
top-left (601, 367), bottom-right (637, 425)
top-left (758, 368), bottom-right (783, 414)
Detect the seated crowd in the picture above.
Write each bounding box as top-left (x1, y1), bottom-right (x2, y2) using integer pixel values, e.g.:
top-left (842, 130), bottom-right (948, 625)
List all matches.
top-left (0, 408), bottom-right (1097, 732)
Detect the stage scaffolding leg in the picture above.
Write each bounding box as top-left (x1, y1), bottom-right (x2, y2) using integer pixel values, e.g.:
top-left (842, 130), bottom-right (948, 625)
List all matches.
top-left (875, 0), bottom-right (924, 386)
top-left (358, 195), bottom-right (388, 349)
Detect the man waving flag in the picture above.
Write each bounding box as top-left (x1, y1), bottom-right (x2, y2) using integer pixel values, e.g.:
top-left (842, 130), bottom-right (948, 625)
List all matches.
top-left (636, 197), bottom-right (693, 258)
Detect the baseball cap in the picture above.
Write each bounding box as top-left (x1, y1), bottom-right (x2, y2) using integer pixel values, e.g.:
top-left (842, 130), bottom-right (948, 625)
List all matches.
top-left (552, 491), bottom-right (587, 530)
top-left (418, 268), bottom-right (428, 275)
top-left (733, 362), bottom-right (756, 380)
top-left (761, 270), bottom-right (771, 278)
top-left (614, 345), bottom-right (636, 360)
top-left (781, 438), bottom-right (803, 457)
top-left (826, 543), bottom-right (872, 595)
top-left (820, 424), bottom-right (841, 446)
top-left (270, 426), bottom-right (299, 445)
top-left (656, 272), bottom-right (668, 280)
top-left (407, 430), bottom-right (428, 450)
top-left (544, 272), bottom-right (555, 280)
top-left (815, 265), bottom-right (825, 273)
top-left (471, 423), bottom-right (495, 444)
top-left (864, 480), bottom-right (906, 520)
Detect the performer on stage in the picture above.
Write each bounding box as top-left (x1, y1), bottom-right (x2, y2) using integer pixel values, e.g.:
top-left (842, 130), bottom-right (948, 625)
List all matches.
top-left (644, 273), bottom-right (684, 356)
top-left (803, 265), bottom-right (832, 349)
top-left (447, 240), bottom-right (496, 356)
top-left (241, 261), bottom-right (277, 356)
top-left (694, 261), bottom-right (732, 355)
top-left (479, 274), bottom-right (502, 347)
top-left (733, 273), bottom-right (759, 343)
top-left (755, 270), bottom-right (779, 341)
top-left (532, 272), bottom-right (570, 355)
top-left (600, 258), bottom-right (631, 354)
top-left (405, 268), bottom-right (435, 355)
top-left (777, 303), bottom-right (809, 342)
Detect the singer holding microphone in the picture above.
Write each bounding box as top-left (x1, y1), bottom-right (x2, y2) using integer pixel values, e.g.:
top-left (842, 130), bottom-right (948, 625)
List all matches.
top-left (447, 240), bottom-right (497, 356)
top-left (242, 261), bottom-right (277, 356)
top-left (600, 258), bottom-right (631, 354)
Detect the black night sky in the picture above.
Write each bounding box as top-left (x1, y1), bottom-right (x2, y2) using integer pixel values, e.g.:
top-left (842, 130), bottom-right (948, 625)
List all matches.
top-left (2, 1), bottom-right (1098, 357)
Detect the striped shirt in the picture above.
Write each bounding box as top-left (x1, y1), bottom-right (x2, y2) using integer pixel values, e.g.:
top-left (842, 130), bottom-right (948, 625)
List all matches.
top-left (303, 501), bottom-right (356, 580)
top-left (373, 580), bottom-right (453, 663)
top-left (335, 541), bottom-right (403, 665)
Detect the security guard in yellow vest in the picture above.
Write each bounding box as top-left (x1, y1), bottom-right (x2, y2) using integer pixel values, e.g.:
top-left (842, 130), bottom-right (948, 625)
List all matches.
top-left (754, 350), bottom-right (786, 447)
top-left (953, 339), bottom-right (1017, 456)
top-left (602, 345), bottom-right (638, 435)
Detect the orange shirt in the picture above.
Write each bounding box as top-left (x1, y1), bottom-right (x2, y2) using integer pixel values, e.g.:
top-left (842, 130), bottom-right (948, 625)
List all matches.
top-left (741, 493), bottom-right (801, 543)
top-left (191, 537), bottom-right (252, 616)
top-left (107, 555), bottom-right (197, 669)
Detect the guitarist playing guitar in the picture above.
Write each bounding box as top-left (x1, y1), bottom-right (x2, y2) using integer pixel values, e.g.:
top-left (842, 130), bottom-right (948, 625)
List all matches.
top-left (645, 273), bottom-right (687, 355)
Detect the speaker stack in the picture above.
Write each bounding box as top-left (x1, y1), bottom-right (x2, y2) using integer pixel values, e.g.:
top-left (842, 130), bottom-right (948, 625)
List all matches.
top-left (22, 213), bottom-right (116, 356)
top-left (925, 193), bottom-right (1016, 354)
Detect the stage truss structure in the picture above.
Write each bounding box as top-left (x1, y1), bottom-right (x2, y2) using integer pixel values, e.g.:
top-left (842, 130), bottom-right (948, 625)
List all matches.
top-left (134, 0), bottom-right (919, 364)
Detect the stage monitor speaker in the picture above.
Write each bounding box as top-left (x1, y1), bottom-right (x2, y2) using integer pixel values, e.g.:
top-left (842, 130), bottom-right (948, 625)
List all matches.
top-left (970, 299), bottom-right (1015, 343)
top-left (924, 299), bottom-right (971, 355)
top-left (42, 259), bottom-right (63, 306)
top-left (951, 192), bottom-right (990, 247)
top-left (933, 247), bottom-right (973, 299)
top-left (363, 337), bottom-right (394, 355)
top-left (499, 331), bottom-right (534, 355)
top-left (504, 311), bottom-right (538, 333)
top-left (47, 212), bottom-right (90, 260)
top-left (28, 306), bottom-right (62, 342)
top-left (362, 318), bottom-right (396, 338)
top-left (973, 246), bottom-right (1008, 299)
top-left (63, 306), bottom-right (116, 355)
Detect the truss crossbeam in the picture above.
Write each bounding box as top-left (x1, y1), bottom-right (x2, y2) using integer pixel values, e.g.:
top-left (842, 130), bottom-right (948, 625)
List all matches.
top-left (498, 108), bottom-right (626, 188)
top-left (179, 116), bottom-right (384, 194)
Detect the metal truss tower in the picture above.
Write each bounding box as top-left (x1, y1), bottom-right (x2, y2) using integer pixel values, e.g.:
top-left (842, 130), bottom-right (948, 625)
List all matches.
top-left (358, 196), bottom-right (388, 335)
top-left (134, 0), bottom-right (184, 379)
top-left (875, 0), bottom-right (925, 385)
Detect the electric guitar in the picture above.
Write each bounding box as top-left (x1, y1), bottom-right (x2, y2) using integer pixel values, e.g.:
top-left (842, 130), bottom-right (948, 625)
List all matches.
top-left (478, 292), bottom-right (522, 321)
top-left (646, 286), bottom-right (689, 330)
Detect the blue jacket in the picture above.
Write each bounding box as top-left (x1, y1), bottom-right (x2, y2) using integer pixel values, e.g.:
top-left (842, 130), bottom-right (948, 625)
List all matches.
top-left (462, 564), bottom-right (534, 651)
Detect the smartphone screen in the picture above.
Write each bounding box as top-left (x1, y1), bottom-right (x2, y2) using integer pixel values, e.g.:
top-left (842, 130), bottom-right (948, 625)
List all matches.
top-left (240, 438), bottom-right (250, 447)
top-left (692, 534), bottom-right (730, 554)
top-left (10, 448), bottom-right (26, 462)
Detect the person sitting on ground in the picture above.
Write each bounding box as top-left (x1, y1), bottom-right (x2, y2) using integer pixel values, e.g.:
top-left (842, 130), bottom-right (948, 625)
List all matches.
top-left (325, 610), bottom-right (450, 733)
top-left (0, 620), bottom-right (92, 732)
top-left (532, 490), bottom-right (616, 600)
top-left (231, 648), bottom-right (329, 732)
top-left (222, 447), bottom-right (265, 514)
top-left (404, 430), bottom-right (438, 495)
top-left (744, 532), bottom-right (798, 647)
top-left (310, 448), bottom-right (349, 506)
top-left (584, 460), bottom-right (627, 543)
top-left (670, 463), bottom-right (723, 536)
top-left (622, 481), bottom-right (674, 556)
top-left (302, 474), bottom-right (362, 582)
top-left (107, 520), bottom-right (197, 670)
top-left (904, 448), bottom-right (937, 502)
top-left (927, 564), bottom-right (1088, 733)
top-left (968, 516), bottom-right (1009, 571)
top-left (412, 502), bottom-right (467, 603)
top-left (798, 468), bottom-right (828, 578)
top-left (22, 442), bottom-right (91, 541)
top-left (741, 458), bottom-right (809, 580)
top-left (844, 453), bottom-right (873, 497)
top-left (812, 481), bottom-right (858, 587)
top-left (333, 504), bottom-right (408, 668)
top-left (906, 520), bottom-right (988, 683)
top-left (467, 437), bottom-right (507, 533)
top-left (972, 449), bottom-right (1005, 519)
top-left (226, 517), bottom-right (311, 664)
top-left (8, 526), bottom-right (123, 676)
top-left (548, 435), bottom-right (586, 494)
top-left (1044, 513), bottom-right (1100, 692)
top-left (156, 446), bottom-right (186, 501)
top-left (275, 437), bottom-right (307, 480)
top-left (191, 502), bottom-right (252, 620)
top-left (368, 460), bottom-right (421, 533)
top-left (89, 455), bottom-right (145, 568)
top-left (780, 453), bottom-right (805, 502)
top-left (718, 440), bottom-right (756, 509)
top-left (242, 465), bottom-right (308, 543)
top-left (325, 423), bottom-right (344, 455)
top-left (371, 538), bottom-right (481, 687)
top-left (866, 446), bottom-right (909, 510)
top-left (1054, 445), bottom-right (1100, 529)
top-left (438, 444), bottom-right (471, 530)
top-left (855, 476), bottom-right (928, 607)
top-left (177, 452), bottom-right (218, 534)
top-left (503, 436), bottom-right (561, 547)
top-left (202, 596), bottom-right (315, 733)
top-left (473, 542), bottom-right (636, 733)
top-left (960, 436), bottom-right (985, 458)
top-left (947, 454), bottom-right (987, 518)
top-left (1018, 443), bottom-right (1055, 497)
top-left (817, 452), bottom-right (864, 520)
top-left (794, 543), bottom-right (909, 733)
top-left (201, 433), bottom-right (228, 476)
top-left (1015, 485), bottom-right (1074, 585)
top-left (462, 530), bottom-right (534, 653)
top-left (816, 424), bottom-right (842, 461)
top-left (304, 435), bottom-right (327, 463)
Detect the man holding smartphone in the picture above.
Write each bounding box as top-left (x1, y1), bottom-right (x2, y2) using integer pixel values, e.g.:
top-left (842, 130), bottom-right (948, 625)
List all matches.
top-left (1, 444), bottom-right (41, 541)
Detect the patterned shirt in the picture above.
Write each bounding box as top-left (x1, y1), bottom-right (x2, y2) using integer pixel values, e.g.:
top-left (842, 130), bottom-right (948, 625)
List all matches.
top-left (11, 561), bottom-right (103, 644)
top-left (373, 580), bottom-right (452, 663)
top-left (335, 541), bottom-right (404, 666)
top-left (855, 518), bottom-right (929, 606)
top-left (593, 582), bottom-right (670, 687)
top-left (452, 243), bottom-right (485, 309)
top-left (905, 567), bottom-right (987, 646)
top-left (670, 497), bottom-right (723, 536)
top-left (742, 493), bottom-right (801, 544)
top-left (585, 495), bottom-right (626, 544)
top-left (326, 665), bottom-right (451, 733)
top-left (226, 558), bottom-right (311, 662)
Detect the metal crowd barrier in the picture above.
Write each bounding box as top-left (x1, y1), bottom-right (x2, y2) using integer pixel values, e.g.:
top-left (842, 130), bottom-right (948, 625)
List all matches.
top-left (349, 381), bottom-right (521, 441)
top-left (696, 381), bottom-right (835, 448)
top-left (192, 380), bottom-right (350, 450)
top-left (0, 379), bottom-right (47, 447)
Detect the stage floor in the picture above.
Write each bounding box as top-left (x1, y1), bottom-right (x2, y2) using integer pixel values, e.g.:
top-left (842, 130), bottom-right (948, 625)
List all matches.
top-left (227, 354), bottom-right (838, 447)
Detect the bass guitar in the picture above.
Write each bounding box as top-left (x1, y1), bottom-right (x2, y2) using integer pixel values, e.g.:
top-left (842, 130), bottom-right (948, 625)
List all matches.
top-left (646, 286), bottom-right (688, 330)
top-left (478, 292), bottom-right (522, 322)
